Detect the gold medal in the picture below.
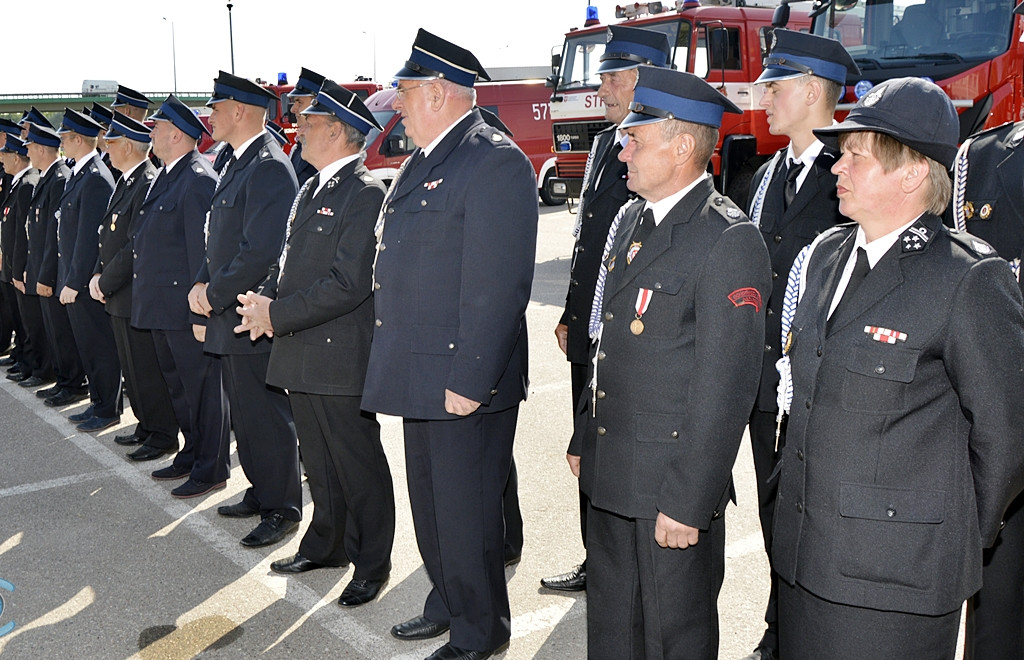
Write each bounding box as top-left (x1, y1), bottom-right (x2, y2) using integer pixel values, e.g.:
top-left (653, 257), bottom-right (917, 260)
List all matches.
top-left (110, 213), bottom-right (118, 232)
top-left (110, 223), bottom-right (116, 232)
top-left (980, 203), bottom-right (992, 220)
top-left (630, 318), bottom-right (644, 335)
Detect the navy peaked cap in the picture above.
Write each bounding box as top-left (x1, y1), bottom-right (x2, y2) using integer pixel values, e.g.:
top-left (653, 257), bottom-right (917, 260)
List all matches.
top-left (57, 108), bottom-right (103, 138)
top-left (207, 71), bottom-right (277, 108)
top-left (111, 85), bottom-right (152, 109)
top-left (756, 29), bottom-right (860, 85)
top-left (301, 79), bottom-right (383, 135)
top-left (621, 66), bottom-right (742, 129)
top-left (150, 94), bottom-right (211, 140)
top-left (598, 25), bottom-right (671, 73)
top-left (25, 123), bottom-right (61, 148)
top-left (287, 67), bottom-right (327, 98)
top-left (105, 111), bottom-right (152, 143)
top-left (395, 29), bottom-right (490, 88)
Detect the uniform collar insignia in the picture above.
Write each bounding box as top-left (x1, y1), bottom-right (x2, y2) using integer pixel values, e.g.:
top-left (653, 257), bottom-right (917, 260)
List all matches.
top-left (900, 220), bottom-right (933, 253)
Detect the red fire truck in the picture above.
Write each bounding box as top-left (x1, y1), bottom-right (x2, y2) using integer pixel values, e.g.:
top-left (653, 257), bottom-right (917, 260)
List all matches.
top-left (793, 0), bottom-right (1023, 135)
top-left (362, 81), bottom-right (560, 204)
top-left (545, 1), bottom-right (811, 207)
top-left (545, 0), bottom-right (1024, 208)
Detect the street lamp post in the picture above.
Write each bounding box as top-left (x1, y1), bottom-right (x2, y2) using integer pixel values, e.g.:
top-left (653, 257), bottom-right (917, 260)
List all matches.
top-left (227, 3), bottom-right (235, 74)
top-left (163, 17), bottom-right (178, 94)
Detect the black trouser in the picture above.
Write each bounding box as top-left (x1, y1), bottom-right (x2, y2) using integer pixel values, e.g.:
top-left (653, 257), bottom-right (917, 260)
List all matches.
top-left (587, 504), bottom-right (725, 660)
top-left (291, 392), bottom-right (394, 579)
top-left (749, 408), bottom-right (784, 651)
top-left (965, 492), bottom-right (1024, 660)
top-left (403, 406), bottom-right (518, 653)
top-left (111, 316), bottom-right (178, 450)
top-left (221, 352), bottom-right (301, 521)
top-left (151, 328), bottom-right (230, 484)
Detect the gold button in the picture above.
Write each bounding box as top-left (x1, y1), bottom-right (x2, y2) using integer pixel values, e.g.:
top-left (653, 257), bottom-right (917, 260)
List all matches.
top-left (375, 319), bottom-right (382, 327)
top-left (596, 427), bottom-right (606, 436)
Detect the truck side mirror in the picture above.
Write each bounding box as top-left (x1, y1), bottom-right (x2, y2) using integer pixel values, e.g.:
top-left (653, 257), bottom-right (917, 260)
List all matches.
top-left (772, 3), bottom-right (791, 28)
top-left (386, 135), bottom-right (406, 155)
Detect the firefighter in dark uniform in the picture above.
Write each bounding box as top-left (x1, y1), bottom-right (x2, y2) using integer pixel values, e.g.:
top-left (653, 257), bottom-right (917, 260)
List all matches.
top-left (0, 122), bottom-right (26, 372)
top-left (136, 95), bottom-right (230, 498)
top-left (546, 23), bottom-right (671, 595)
top-left (89, 112), bottom-right (180, 460)
top-left (362, 29), bottom-right (537, 660)
top-left (773, 77), bottom-right (1024, 659)
top-left (54, 109), bottom-right (122, 432)
top-left (282, 67), bottom-right (323, 186)
top-left (110, 85), bottom-right (152, 123)
top-left (2, 134), bottom-right (47, 386)
top-left (235, 79), bottom-right (395, 609)
top-left (25, 121), bottom-right (89, 408)
top-left (741, 29), bottom-right (859, 660)
top-left (948, 8), bottom-right (1024, 650)
top-left (568, 66), bottom-right (769, 659)
top-left (188, 71), bottom-right (301, 546)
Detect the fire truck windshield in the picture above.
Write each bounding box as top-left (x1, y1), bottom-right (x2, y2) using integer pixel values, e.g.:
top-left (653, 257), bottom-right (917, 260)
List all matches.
top-left (812, 0), bottom-right (1013, 62)
top-left (554, 20), bottom-right (688, 92)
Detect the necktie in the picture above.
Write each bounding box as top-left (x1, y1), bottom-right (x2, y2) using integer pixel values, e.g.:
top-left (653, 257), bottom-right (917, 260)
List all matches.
top-left (827, 247), bottom-right (870, 335)
top-left (626, 209), bottom-right (655, 266)
top-left (784, 159), bottom-right (804, 209)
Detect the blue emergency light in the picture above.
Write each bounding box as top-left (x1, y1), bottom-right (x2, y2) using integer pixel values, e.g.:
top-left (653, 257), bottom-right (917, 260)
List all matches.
top-left (278, 72), bottom-right (288, 85)
top-left (585, 5), bottom-right (600, 26)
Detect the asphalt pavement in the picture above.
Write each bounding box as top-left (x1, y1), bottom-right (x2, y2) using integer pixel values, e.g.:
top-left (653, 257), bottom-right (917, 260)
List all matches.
top-left (0, 203), bottom-right (804, 659)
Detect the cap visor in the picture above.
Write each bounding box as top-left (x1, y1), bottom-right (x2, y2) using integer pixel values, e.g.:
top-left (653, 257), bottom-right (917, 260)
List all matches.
top-left (619, 112), bottom-right (667, 130)
top-left (597, 59), bottom-right (640, 74)
top-left (393, 65), bottom-right (433, 80)
top-left (754, 68), bottom-right (808, 84)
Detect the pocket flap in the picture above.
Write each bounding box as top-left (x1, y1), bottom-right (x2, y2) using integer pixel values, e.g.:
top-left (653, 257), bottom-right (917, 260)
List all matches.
top-left (634, 271), bottom-right (685, 296)
top-left (839, 482), bottom-right (944, 524)
top-left (846, 343), bottom-right (917, 383)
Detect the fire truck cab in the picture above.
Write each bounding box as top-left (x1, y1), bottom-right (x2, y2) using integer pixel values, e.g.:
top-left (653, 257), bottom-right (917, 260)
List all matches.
top-left (800, 0), bottom-right (1023, 139)
top-left (545, 0), bottom-right (812, 208)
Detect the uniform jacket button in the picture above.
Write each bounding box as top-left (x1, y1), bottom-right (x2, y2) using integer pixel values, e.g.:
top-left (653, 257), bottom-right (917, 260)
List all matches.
top-left (597, 351), bottom-right (606, 360)
top-left (875, 365), bottom-right (886, 374)
top-left (774, 234), bottom-right (783, 243)
top-left (816, 346), bottom-right (823, 357)
top-left (796, 501), bottom-right (804, 513)
top-left (448, 343), bottom-right (455, 350)
top-left (596, 389), bottom-right (606, 399)
top-left (765, 344), bottom-right (772, 352)
top-left (570, 314), bottom-right (578, 321)
top-left (886, 507), bottom-right (896, 518)
top-left (604, 312), bottom-right (613, 321)
top-left (796, 449), bottom-right (804, 460)
top-left (326, 338), bottom-right (331, 343)
top-left (375, 319), bottom-right (382, 327)
top-left (490, 389), bottom-right (498, 395)
top-left (373, 282), bottom-right (381, 290)
top-left (670, 431), bottom-right (678, 438)
top-left (596, 427), bottom-right (606, 436)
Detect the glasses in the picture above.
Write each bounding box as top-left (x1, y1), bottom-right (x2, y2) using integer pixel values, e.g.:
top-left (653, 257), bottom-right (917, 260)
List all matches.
top-left (393, 81), bottom-right (436, 98)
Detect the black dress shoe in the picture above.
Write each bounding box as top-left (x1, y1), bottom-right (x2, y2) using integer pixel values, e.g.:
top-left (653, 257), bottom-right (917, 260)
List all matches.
top-left (37, 384), bottom-right (60, 398)
top-left (0, 356), bottom-right (15, 367)
top-left (127, 445), bottom-right (172, 462)
top-left (6, 371), bottom-right (29, 383)
top-left (68, 404), bottom-right (97, 423)
top-left (540, 563), bottom-right (586, 592)
top-left (240, 513), bottom-right (298, 547)
top-left (77, 416), bottom-right (118, 432)
top-left (338, 575), bottom-right (389, 607)
top-left (170, 478), bottom-right (226, 498)
top-left (270, 553), bottom-right (331, 574)
top-left (18, 375), bottom-right (51, 387)
top-left (217, 501), bottom-right (260, 518)
top-left (425, 642), bottom-right (508, 660)
top-left (152, 464), bottom-right (192, 480)
top-left (114, 432), bottom-right (144, 446)
top-left (5, 363), bottom-right (25, 375)
top-left (390, 615), bottom-right (450, 641)
top-left (45, 390), bottom-right (89, 407)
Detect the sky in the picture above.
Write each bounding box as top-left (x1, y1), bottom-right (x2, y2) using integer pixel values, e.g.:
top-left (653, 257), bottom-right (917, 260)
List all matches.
top-left (1, 1), bottom-right (626, 95)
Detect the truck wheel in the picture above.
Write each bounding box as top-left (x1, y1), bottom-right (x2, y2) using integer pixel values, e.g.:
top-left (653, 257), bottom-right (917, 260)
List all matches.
top-left (540, 170), bottom-right (560, 207)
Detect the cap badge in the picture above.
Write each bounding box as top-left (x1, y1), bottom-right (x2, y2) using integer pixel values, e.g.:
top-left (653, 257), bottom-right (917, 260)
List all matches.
top-left (863, 88), bottom-right (883, 107)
